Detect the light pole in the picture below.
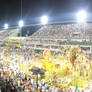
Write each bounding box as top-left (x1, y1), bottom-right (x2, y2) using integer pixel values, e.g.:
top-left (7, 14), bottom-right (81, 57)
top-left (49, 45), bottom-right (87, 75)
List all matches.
top-left (21, 0), bottom-right (23, 20)
top-left (19, 0), bottom-right (23, 37)
top-left (18, 20), bottom-right (24, 37)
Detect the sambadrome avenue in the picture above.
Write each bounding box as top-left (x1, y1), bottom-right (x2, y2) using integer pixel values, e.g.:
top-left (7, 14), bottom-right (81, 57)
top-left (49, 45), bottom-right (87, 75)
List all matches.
top-left (0, 0), bottom-right (92, 92)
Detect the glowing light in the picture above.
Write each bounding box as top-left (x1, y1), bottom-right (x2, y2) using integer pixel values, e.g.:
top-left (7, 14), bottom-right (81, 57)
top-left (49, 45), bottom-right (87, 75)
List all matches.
top-left (41, 16), bottom-right (48, 25)
top-left (4, 24), bottom-right (8, 29)
top-left (77, 10), bottom-right (87, 22)
top-left (18, 20), bottom-right (24, 27)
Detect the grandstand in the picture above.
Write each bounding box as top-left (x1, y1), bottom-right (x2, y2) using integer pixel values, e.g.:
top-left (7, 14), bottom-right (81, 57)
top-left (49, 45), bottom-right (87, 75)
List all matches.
top-left (0, 23), bottom-right (92, 55)
top-left (31, 23), bottom-right (92, 39)
top-left (24, 23), bottom-right (92, 54)
top-left (0, 28), bottom-right (20, 40)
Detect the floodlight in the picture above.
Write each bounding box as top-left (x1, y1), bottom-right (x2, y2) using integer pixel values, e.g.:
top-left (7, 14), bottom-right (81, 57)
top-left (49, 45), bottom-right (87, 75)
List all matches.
top-left (41, 16), bottom-right (48, 25)
top-left (4, 24), bottom-right (8, 29)
top-left (77, 10), bottom-right (87, 22)
top-left (18, 20), bottom-right (24, 27)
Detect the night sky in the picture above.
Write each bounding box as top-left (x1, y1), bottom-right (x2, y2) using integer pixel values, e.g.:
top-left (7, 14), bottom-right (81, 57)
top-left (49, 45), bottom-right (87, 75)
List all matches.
top-left (0, 0), bottom-right (92, 28)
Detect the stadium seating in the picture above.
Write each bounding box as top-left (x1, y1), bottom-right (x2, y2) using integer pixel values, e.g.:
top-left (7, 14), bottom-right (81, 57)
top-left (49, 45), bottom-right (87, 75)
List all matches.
top-left (31, 23), bottom-right (92, 39)
top-left (0, 28), bottom-right (20, 40)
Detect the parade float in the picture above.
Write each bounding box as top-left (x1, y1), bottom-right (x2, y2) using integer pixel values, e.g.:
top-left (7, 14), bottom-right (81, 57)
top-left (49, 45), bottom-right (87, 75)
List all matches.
top-left (0, 46), bottom-right (92, 88)
top-left (17, 47), bottom-right (92, 88)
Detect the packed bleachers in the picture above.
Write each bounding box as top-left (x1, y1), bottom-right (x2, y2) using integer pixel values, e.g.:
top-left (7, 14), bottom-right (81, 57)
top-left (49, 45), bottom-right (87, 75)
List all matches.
top-left (1, 23), bottom-right (92, 54)
top-left (21, 23), bottom-right (92, 54)
top-left (0, 23), bottom-right (92, 40)
top-left (31, 23), bottom-right (92, 39)
top-left (0, 23), bottom-right (92, 92)
top-left (0, 28), bottom-right (20, 40)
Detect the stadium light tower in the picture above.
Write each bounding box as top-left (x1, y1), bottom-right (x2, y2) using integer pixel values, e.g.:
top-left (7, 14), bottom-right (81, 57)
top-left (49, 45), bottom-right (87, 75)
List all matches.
top-left (77, 10), bottom-right (87, 23)
top-left (18, 20), bottom-right (24, 27)
top-left (41, 16), bottom-right (48, 25)
top-left (4, 24), bottom-right (8, 29)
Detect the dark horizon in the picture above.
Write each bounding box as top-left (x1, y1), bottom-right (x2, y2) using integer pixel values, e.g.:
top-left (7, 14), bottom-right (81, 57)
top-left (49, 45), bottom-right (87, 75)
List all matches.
top-left (0, 0), bottom-right (92, 28)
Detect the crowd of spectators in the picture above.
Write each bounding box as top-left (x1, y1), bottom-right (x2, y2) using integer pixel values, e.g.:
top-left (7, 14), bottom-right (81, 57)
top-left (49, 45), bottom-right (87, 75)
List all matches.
top-left (0, 46), bottom-right (91, 92)
top-left (0, 64), bottom-right (90, 92)
top-left (0, 29), bottom-right (19, 40)
top-left (31, 23), bottom-right (92, 39)
top-left (0, 23), bottom-right (92, 92)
